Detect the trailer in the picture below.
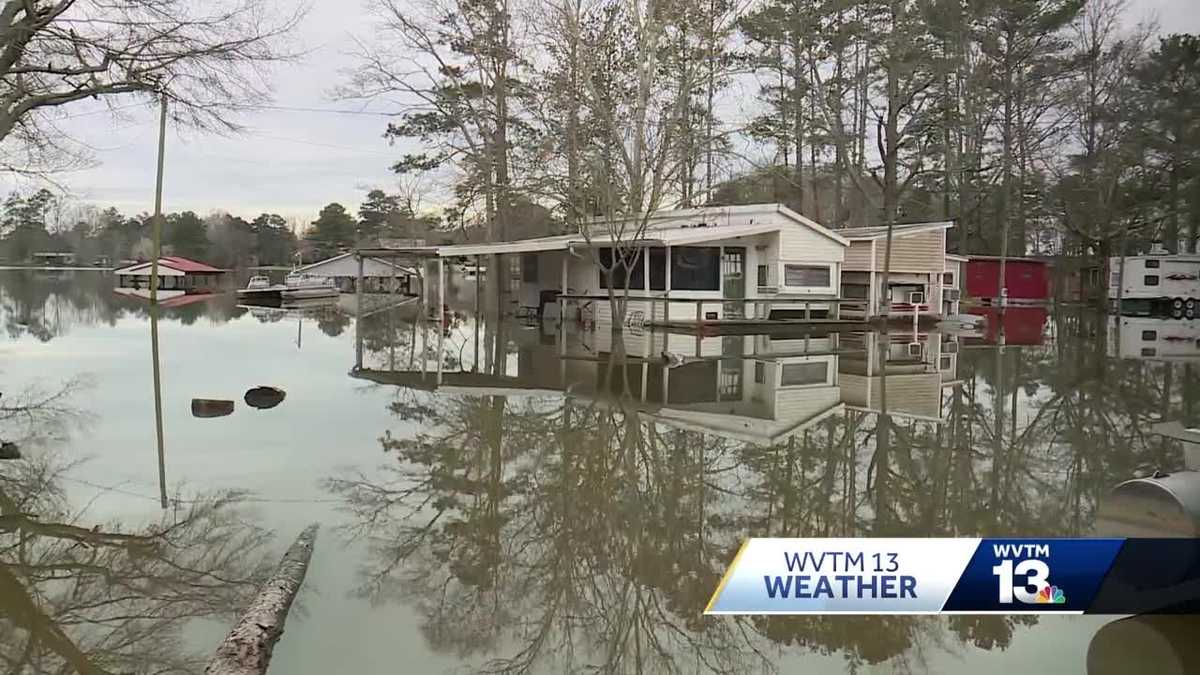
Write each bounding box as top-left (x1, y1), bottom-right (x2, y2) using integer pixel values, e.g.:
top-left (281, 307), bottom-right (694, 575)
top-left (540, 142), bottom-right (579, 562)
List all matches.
top-left (1109, 252), bottom-right (1200, 317)
top-left (1108, 316), bottom-right (1200, 362)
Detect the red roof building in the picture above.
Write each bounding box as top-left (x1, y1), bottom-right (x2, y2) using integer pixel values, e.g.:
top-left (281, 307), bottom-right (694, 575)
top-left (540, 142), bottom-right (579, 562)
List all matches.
top-left (113, 256), bottom-right (225, 292)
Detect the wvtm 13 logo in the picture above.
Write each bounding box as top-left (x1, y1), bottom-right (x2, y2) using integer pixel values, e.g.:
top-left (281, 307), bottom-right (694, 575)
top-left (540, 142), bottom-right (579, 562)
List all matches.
top-left (991, 543), bottom-right (1066, 605)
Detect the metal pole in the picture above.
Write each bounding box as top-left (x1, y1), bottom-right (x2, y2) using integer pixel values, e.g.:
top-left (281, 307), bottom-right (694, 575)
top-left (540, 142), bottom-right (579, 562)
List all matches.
top-left (149, 89), bottom-right (168, 511)
top-left (150, 90), bottom-right (167, 302)
top-left (355, 253), bottom-right (364, 369)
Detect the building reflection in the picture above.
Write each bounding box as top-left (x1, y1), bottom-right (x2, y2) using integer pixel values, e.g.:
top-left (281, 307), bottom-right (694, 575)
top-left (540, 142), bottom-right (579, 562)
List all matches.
top-left (350, 320), bottom-right (963, 447)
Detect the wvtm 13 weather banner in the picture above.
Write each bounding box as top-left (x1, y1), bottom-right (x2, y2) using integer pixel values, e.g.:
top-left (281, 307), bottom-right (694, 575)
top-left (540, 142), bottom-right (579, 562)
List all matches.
top-left (704, 539), bottom-right (1200, 615)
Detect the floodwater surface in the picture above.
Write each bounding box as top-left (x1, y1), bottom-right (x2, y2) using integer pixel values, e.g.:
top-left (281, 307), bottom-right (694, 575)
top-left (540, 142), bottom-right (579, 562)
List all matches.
top-left (0, 269), bottom-right (1196, 674)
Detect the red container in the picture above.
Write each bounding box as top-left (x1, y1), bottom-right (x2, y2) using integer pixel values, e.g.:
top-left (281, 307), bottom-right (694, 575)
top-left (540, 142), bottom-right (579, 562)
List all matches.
top-left (965, 257), bottom-right (1050, 301)
top-left (968, 306), bottom-right (1049, 346)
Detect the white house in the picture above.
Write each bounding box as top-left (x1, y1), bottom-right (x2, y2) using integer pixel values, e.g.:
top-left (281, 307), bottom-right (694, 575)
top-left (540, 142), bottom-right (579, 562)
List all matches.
top-left (370, 204), bottom-right (850, 326)
top-left (295, 252), bottom-right (416, 294)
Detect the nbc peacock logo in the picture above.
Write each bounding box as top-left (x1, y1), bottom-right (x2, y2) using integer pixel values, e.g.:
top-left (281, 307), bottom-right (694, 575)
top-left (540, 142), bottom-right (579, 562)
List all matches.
top-left (1036, 585), bottom-right (1066, 604)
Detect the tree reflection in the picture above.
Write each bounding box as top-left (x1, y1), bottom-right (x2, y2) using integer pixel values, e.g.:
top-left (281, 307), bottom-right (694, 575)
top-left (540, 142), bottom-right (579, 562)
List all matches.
top-left (0, 379), bottom-right (279, 674)
top-left (0, 270), bottom-right (246, 341)
top-left (329, 311), bottom-right (1199, 673)
top-left (0, 457), bottom-right (275, 674)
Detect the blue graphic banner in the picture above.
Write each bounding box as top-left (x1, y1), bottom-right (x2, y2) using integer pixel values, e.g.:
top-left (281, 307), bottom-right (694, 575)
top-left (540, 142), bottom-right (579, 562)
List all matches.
top-left (704, 538), bottom-right (1200, 615)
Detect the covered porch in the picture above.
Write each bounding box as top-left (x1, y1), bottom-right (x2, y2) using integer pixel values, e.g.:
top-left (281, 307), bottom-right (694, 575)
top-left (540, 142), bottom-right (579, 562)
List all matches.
top-left (473, 234), bottom-right (845, 328)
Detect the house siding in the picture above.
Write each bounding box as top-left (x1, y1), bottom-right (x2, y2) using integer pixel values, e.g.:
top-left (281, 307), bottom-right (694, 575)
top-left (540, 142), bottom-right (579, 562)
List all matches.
top-left (874, 231), bottom-right (946, 273)
top-left (844, 241), bottom-right (875, 270)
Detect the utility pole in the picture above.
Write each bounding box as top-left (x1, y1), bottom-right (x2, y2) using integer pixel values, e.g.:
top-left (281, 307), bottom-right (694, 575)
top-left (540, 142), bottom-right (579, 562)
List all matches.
top-left (150, 88), bottom-right (169, 510)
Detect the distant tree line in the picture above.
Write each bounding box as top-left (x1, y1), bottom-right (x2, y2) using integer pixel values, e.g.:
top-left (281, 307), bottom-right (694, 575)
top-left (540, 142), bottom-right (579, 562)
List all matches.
top-left (0, 187), bottom-right (473, 267)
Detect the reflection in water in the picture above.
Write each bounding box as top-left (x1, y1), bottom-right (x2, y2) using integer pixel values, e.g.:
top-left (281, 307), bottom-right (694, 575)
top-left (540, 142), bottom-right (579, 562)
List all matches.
top-left (8, 270), bottom-right (1200, 672)
top-left (0, 270), bottom-right (248, 341)
top-left (328, 309), bottom-right (1200, 673)
top-left (0, 380), bottom-right (278, 674)
top-left (0, 462), bottom-right (276, 674)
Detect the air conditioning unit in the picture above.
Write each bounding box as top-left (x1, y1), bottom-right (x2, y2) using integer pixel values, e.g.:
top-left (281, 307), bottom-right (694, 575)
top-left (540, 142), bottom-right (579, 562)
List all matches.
top-left (908, 291), bottom-right (926, 305)
top-left (943, 340), bottom-right (960, 354)
top-left (944, 288), bottom-right (961, 302)
top-left (907, 342), bottom-right (924, 357)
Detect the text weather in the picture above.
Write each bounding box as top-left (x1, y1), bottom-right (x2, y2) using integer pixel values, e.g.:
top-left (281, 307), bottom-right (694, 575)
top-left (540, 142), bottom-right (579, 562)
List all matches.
top-left (763, 550), bottom-right (917, 600)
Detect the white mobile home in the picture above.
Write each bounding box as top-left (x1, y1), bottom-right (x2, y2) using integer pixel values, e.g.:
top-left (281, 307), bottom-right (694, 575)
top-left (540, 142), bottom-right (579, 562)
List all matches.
top-left (1109, 253), bottom-right (1200, 311)
top-left (395, 204), bottom-right (850, 326)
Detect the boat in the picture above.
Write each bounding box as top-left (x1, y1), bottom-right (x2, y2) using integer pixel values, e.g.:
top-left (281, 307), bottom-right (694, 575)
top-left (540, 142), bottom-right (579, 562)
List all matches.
top-left (280, 273), bottom-right (339, 301)
top-left (237, 275), bottom-right (285, 301)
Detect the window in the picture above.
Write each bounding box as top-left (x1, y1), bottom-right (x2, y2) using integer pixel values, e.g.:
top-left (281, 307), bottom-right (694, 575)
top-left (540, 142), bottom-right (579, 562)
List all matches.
top-left (599, 248), bottom-right (645, 290)
top-left (780, 362), bottom-right (829, 386)
top-left (754, 362), bottom-right (765, 384)
top-left (1145, 275), bottom-right (1161, 286)
top-left (1146, 259), bottom-right (1161, 269)
top-left (940, 355), bottom-right (953, 371)
top-left (1142, 347), bottom-right (1157, 357)
top-left (783, 264), bottom-right (831, 288)
top-left (670, 247), bottom-right (720, 291)
top-left (943, 272), bottom-right (955, 286)
top-left (757, 264), bottom-right (769, 287)
top-left (649, 249), bottom-right (666, 291)
top-left (1143, 330), bottom-right (1158, 341)
top-left (521, 254), bottom-right (538, 283)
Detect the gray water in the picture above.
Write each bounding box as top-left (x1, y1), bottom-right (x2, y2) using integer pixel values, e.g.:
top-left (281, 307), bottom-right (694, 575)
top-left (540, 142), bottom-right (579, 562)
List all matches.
top-left (0, 269), bottom-right (1194, 674)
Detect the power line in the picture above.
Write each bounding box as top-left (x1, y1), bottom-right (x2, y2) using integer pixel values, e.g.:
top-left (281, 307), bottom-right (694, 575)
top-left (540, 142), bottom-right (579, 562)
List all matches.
top-left (237, 104), bottom-right (396, 117)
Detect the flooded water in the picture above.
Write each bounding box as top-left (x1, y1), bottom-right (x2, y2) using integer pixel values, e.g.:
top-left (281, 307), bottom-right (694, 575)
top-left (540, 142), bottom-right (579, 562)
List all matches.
top-left (1, 269), bottom-right (1197, 674)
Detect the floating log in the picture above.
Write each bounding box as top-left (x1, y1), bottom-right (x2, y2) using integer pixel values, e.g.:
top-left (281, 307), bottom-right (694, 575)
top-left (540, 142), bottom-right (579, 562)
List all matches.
top-left (192, 399), bottom-right (235, 418)
top-left (244, 386), bottom-right (286, 410)
top-left (205, 524), bottom-right (318, 675)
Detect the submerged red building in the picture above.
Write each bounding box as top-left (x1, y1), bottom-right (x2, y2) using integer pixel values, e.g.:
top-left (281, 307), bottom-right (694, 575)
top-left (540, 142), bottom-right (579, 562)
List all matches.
top-left (964, 256), bottom-right (1050, 302)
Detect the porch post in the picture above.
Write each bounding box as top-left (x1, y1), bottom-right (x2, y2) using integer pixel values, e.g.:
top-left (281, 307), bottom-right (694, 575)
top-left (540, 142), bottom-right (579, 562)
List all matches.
top-left (868, 240), bottom-right (878, 317)
top-left (559, 253), bottom-right (568, 342)
top-left (437, 256), bottom-right (445, 315)
top-left (437, 257), bottom-right (445, 387)
top-left (664, 245), bottom-right (672, 323)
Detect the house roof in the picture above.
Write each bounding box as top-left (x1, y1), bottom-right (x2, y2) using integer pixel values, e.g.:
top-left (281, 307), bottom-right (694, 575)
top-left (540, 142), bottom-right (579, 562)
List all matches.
top-left (113, 256), bottom-right (224, 275)
top-left (967, 255), bottom-right (1049, 264)
top-left (838, 221), bottom-right (954, 241)
top-left (296, 251), bottom-right (415, 275)
top-left (369, 203), bottom-right (849, 258)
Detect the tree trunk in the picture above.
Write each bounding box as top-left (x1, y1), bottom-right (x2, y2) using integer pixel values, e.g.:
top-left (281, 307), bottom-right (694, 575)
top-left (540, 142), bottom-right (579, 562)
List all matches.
top-left (206, 524), bottom-right (318, 675)
top-left (791, 30), bottom-right (805, 215)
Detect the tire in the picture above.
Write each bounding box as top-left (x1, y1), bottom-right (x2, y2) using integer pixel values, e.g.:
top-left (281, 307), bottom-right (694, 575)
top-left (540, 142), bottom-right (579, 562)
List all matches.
top-left (1187, 299), bottom-right (1197, 310)
top-left (1187, 308), bottom-right (1196, 320)
top-left (1173, 297), bottom-right (1185, 310)
top-left (1173, 308), bottom-right (1185, 319)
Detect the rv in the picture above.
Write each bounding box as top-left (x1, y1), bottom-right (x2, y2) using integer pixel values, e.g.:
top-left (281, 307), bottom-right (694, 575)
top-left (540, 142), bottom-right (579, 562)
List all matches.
top-left (1109, 250), bottom-right (1200, 315)
top-left (1108, 316), bottom-right (1200, 362)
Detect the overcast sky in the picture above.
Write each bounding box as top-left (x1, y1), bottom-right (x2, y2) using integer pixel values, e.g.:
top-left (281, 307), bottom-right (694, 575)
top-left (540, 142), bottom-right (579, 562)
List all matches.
top-left (20, 0), bottom-right (1200, 224)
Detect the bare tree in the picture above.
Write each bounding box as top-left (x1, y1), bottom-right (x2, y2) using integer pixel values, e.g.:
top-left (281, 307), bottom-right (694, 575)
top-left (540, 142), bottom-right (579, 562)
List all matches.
top-left (543, 0), bottom-right (697, 331)
top-left (0, 0), bottom-right (305, 173)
